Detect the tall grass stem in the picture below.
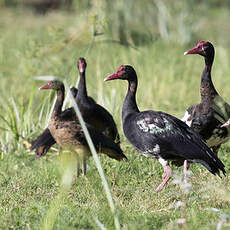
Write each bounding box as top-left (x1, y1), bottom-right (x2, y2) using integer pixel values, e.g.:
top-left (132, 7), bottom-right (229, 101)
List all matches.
top-left (64, 80), bottom-right (121, 230)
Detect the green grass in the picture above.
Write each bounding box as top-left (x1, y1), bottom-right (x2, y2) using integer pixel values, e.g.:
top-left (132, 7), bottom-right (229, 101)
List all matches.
top-left (1, 3), bottom-right (230, 229)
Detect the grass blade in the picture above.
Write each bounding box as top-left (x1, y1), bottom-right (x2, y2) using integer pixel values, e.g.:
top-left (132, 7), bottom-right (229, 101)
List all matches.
top-left (64, 80), bottom-right (121, 230)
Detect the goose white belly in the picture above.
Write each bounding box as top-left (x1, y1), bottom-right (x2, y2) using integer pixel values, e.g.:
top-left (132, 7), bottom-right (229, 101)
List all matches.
top-left (181, 111), bottom-right (192, 127)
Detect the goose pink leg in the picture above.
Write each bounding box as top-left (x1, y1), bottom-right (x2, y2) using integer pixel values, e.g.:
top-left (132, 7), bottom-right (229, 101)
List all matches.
top-left (155, 165), bottom-right (172, 192)
top-left (184, 160), bottom-right (190, 184)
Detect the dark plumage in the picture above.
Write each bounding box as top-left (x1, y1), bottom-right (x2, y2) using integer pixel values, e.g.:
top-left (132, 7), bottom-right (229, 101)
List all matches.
top-left (70, 87), bottom-right (78, 98)
top-left (70, 87), bottom-right (96, 104)
top-left (31, 57), bottom-right (120, 157)
top-left (39, 80), bottom-right (127, 175)
top-left (31, 130), bottom-right (54, 157)
top-left (75, 57), bottom-right (120, 144)
top-left (31, 128), bottom-right (55, 158)
top-left (105, 65), bottom-right (225, 192)
top-left (182, 41), bottom-right (230, 155)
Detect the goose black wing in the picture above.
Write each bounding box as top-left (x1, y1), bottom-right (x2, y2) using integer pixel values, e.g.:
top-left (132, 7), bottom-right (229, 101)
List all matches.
top-left (70, 122), bottom-right (126, 161)
top-left (87, 124), bottom-right (126, 160)
top-left (128, 111), bottom-right (225, 175)
top-left (31, 128), bottom-right (56, 157)
top-left (89, 103), bottom-right (120, 144)
top-left (71, 86), bottom-right (96, 104)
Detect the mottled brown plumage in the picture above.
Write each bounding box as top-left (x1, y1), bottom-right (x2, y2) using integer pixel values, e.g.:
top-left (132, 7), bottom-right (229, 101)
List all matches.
top-left (31, 57), bottom-right (120, 157)
top-left (39, 80), bottom-right (127, 176)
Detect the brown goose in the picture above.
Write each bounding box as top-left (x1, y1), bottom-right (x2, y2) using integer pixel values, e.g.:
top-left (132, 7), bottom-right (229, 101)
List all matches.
top-left (38, 80), bottom-right (127, 175)
top-left (182, 41), bottom-right (230, 155)
top-left (31, 57), bottom-right (120, 157)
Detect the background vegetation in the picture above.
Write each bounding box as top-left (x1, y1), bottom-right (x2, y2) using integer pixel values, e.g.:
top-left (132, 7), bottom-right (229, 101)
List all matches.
top-left (0, 0), bottom-right (230, 229)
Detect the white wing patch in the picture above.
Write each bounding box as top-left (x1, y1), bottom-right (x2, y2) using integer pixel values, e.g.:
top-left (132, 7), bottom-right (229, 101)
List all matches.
top-left (181, 111), bottom-right (192, 127)
top-left (141, 144), bottom-right (161, 159)
top-left (136, 119), bottom-right (149, 132)
top-left (158, 157), bottom-right (168, 167)
top-left (153, 144), bottom-right (160, 153)
top-left (137, 118), bottom-right (173, 134)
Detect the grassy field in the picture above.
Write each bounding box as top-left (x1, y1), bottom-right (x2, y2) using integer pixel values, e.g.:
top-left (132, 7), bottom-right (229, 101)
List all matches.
top-left (0, 2), bottom-right (230, 229)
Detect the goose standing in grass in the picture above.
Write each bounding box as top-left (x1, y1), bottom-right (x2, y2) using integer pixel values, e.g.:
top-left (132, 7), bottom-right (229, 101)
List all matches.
top-left (105, 65), bottom-right (225, 192)
top-left (38, 80), bottom-right (127, 176)
top-left (74, 57), bottom-right (120, 144)
top-left (31, 86), bottom-right (94, 158)
top-left (182, 41), bottom-right (230, 155)
top-left (31, 57), bottom-right (120, 158)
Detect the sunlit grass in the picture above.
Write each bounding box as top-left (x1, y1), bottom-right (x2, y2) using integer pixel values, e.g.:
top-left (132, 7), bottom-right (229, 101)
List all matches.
top-left (0, 4), bottom-right (230, 230)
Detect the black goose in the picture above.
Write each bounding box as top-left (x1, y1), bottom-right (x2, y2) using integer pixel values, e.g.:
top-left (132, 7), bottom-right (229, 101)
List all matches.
top-left (70, 86), bottom-right (96, 105)
top-left (105, 65), bottom-right (225, 192)
top-left (75, 57), bottom-right (120, 144)
top-left (31, 57), bottom-right (120, 157)
top-left (39, 80), bottom-right (127, 175)
top-left (182, 41), bottom-right (230, 155)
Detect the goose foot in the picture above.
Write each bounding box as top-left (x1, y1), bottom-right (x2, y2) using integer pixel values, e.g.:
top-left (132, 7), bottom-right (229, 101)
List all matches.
top-left (155, 165), bottom-right (172, 192)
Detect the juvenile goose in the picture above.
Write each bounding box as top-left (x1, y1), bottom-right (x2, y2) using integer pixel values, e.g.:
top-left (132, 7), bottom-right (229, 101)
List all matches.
top-left (105, 65), bottom-right (225, 192)
top-left (182, 41), bottom-right (230, 155)
top-left (31, 57), bottom-right (120, 157)
top-left (38, 80), bottom-right (127, 175)
top-left (31, 100), bottom-right (77, 158)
